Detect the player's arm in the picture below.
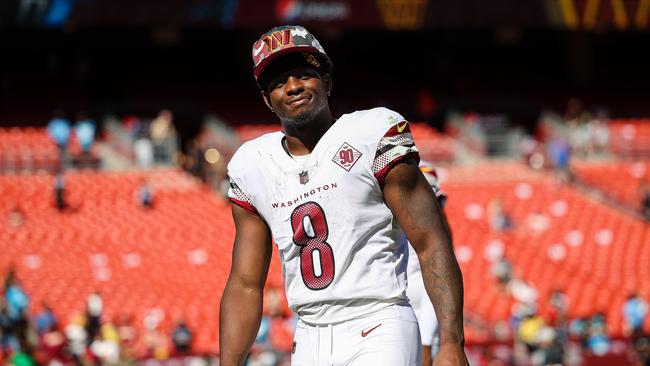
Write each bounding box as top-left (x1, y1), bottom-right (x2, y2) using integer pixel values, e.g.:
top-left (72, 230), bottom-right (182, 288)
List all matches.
top-left (219, 204), bottom-right (273, 366)
top-left (383, 157), bottom-right (468, 366)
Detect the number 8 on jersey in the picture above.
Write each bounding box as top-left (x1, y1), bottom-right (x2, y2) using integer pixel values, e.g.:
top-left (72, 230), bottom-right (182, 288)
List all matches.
top-left (290, 202), bottom-right (335, 290)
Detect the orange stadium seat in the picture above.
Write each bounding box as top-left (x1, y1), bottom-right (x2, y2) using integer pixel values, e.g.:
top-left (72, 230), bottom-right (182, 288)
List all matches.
top-left (572, 160), bottom-right (650, 210)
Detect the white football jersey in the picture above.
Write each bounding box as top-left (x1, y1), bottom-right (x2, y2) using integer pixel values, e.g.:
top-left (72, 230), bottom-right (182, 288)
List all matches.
top-left (227, 107), bottom-right (419, 324)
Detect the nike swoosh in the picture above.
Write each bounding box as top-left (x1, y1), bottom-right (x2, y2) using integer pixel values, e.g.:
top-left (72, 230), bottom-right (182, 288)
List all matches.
top-left (361, 323), bottom-right (382, 337)
top-left (396, 121), bottom-right (408, 133)
top-left (253, 42), bottom-right (265, 56)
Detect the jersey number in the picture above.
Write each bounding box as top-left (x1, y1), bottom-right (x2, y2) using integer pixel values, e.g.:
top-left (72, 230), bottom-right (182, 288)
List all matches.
top-left (290, 202), bottom-right (335, 290)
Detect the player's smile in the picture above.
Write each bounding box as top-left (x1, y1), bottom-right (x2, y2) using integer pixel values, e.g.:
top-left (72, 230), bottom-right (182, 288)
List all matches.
top-left (286, 93), bottom-right (311, 108)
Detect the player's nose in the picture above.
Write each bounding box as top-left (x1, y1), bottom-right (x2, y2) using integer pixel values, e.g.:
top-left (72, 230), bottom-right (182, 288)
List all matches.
top-left (284, 76), bottom-right (304, 96)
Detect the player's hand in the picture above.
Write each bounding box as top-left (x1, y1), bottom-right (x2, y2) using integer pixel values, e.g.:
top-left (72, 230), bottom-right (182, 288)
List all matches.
top-left (432, 343), bottom-right (469, 366)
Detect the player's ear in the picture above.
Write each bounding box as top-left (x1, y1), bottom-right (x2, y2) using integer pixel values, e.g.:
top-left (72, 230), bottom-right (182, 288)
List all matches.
top-left (322, 74), bottom-right (333, 96)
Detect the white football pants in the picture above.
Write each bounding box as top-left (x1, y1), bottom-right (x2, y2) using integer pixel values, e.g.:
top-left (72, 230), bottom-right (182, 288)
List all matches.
top-left (291, 304), bottom-right (421, 366)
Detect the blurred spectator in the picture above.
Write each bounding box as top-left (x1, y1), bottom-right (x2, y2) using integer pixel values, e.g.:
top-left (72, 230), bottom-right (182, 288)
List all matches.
top-left (137, 180), bottom-right (154, 209)
top-left (586, 313), bottom-right (610, 356)
top-left (537, 327), bottom-right (564, 366)
top-left (64, 313), bottom-right (87, 363)
top-left (5, 276), bottom-right (29, 321)
top-left (150, 109), bottom-right (177, 164)
top-left (590, 111), bottom-right (610, 154)
top-left (171, 319), bottom-right (192, 356)
top-left (640, 181), bottom-right (650, 221)
top-left (85, 292), bottom-right (103, 345)
top-left (34, 301), bottom-right (57, 335)
top-left (134, 130), bottom-right (154, 169)
top-left (134, 141), bottom-right (154, 168)
top-left (74, 111), bottom-right (97, 154)
top-left (1, 299), bottom-right (18, 355)
top-left (518, 310), bottom-right (545, 356)
top-left (54, 172), bottom-right (66, 212)
top-left (548, 289), bottom-right (569, 328)
top-left (7, 204), bottom-right (25, 228)
top-left (142, 309), bottom-right (169, 359)
top-left (634, 334), bottom-right (650, 366)
top-left (623, 293), bottom-right (648, 337)
top-left (509, 280), bottom-right (539, 307)
top-left (491, 255), bottom-right (513, 291)
top-left (90, 322), bottom-right (120, 365)
top-left (9, 339), bottom-right (34, 366)
top-left (47, 110), bottom-right (71, 165)
top-left (116, 314), bottom-right (137, 361)
top-left (488, 197), bottom-right (513, 232)
top-left (547, 137), bottom-right (571, 180)
top-left (38, 322), bottom-right (66, 363)
top-left (142, 323), bottom-right (168, 360)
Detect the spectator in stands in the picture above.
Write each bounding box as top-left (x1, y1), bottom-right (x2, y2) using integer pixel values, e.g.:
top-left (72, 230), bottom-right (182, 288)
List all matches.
top-left (34, 301), bottom-right (57, 335)
top-left (47, 110), bottom-right (72, 166)
top-left (0, 299), bottom-right (18, 355)
top-left (590, 110), bottom-right (610, 155)
top-left (134, 121), bottom-right (154, 169)
top-left (38, 322), bottom-right (67, 364)
top-left (488, 197), bottom-right (513, 232)
top-left (517, 309), bottom-right (545, 357)
top-left (150, 109), bottom-right (177, 164)
top-left (586, 312), bottom-right (610, 356)
top-left (491, 255), bottom-right (513, 291)
top-left (5, 276), bottom-right (29, 322)
top-left (116, 314), bottom-right (137, 361)
top-left (142, 322), bottom-right (168, 360)
top-left (75, 112), bottom-right (96, 152)
top-left (171, 318), bottom-right (192, 356)
top-left (7, 204), bottom-right (25, 228)
top-left (90, 322), bottom-right (120, 365)
top-left (54, 171), bottom-right (66, 212)
top-left (633, 334), bottom-right (650, 366)
top-left (137, 180), bottom-right (154, 209)
top-left (547, 136), bottom-right (572, 181)
top-left (9, 339), bottom-right (34, 366)
top-left (623, 293), bottom-right (649, 337)
top-left (640, 181), bottom-right (650, 221)
top-left (64, 313), bottom-right (88, 364)
top-left (85, 291), bottom-right (103, 345)
top-left (533, 326), bottom-right (564, 366)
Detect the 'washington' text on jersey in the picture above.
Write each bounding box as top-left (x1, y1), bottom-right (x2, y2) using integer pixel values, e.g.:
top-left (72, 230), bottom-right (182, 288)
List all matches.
top-left (271, 182), bottom-right (338, 209)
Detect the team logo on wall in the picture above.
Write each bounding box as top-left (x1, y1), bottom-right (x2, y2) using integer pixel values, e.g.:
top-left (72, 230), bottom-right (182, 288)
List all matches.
top-left (332, 142), bottom-right (362, 171)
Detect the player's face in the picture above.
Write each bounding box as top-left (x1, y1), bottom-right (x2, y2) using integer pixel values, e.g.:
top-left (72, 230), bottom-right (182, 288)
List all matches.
top-left (264, 66), bottom-right (330, 125)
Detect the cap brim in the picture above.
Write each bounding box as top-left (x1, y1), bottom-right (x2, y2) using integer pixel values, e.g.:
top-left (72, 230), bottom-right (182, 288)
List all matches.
top-left (254, 46), bottom-right (320, 80)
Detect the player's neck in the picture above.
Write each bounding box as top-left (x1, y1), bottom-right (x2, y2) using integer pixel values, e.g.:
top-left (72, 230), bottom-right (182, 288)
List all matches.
top-left (282, 114), bottom-right (335, 155)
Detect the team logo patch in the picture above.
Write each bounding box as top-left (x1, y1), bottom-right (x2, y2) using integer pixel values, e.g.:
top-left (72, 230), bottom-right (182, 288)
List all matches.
top-left (332, 142), bottom-right (362, 171)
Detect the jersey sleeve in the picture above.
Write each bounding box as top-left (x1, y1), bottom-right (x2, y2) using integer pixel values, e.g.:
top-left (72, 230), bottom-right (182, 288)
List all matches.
top-left (368, 109), bottom-right (420, 188)
top-left (419, 163), bottom-right (447, 209)
top-left (227, 146), bottom-right (260, 217)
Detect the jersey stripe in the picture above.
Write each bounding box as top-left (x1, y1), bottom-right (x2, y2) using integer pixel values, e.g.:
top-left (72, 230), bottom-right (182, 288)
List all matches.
top-left (372, 122), bottom-right (420, 188)
top-left (228, 180), bottom-right (260, 216)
